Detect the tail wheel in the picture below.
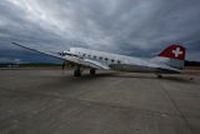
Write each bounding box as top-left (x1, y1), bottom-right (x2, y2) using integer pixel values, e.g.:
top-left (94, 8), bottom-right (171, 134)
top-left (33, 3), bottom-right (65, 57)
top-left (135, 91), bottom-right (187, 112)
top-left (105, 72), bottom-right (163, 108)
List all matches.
top-left (157, 74), bottom-right (163, 78)
top-left (90, 68), bottom-right (96, 75)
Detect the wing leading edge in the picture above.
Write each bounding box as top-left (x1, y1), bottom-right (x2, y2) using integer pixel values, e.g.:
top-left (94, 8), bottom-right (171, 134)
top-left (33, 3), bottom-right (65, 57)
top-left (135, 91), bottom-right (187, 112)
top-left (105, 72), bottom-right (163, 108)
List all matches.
top-left (11, 42), bottom-right (109, 70)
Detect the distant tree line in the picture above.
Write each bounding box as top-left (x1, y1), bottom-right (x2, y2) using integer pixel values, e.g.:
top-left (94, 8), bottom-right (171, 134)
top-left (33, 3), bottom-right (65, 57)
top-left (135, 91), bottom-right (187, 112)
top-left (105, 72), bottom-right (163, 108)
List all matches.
top-left (185, 60), bottom-right (200, 66)
top-left (0, 61), bottom-right (200, 68)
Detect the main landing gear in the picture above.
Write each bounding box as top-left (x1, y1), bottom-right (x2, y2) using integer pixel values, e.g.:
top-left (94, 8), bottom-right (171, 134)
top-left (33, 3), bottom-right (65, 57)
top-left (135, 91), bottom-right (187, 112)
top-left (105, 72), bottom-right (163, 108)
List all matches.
top-left (74, 67), bottom-right (81, 77)
top-left (73, 67), bottom-right (96, 77)
top-left (90, 68), bottom-right (96, 76)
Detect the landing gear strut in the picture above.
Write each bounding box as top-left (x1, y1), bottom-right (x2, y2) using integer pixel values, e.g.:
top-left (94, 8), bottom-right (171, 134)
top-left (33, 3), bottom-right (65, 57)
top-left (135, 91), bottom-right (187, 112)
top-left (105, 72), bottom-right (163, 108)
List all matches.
top-left (90, 68), bottom-right (96, 76)
top-left (62, 62), bottom-right (65, 70)
top-left (74, 67), bottom-right (81, 77)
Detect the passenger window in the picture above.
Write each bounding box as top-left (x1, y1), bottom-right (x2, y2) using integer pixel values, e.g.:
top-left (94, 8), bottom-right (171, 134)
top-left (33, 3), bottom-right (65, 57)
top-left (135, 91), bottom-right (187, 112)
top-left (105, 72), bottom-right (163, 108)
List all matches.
top-left (105, 58), bottom-right (108, 61)
top-left (117, 60), bottom-right (121, 64)
top-left (93, 56), bottom-right (97, 59)
top-left (99, 57), bottom-right (103, 60)
top-left (111, 59), bottom-right (115, 63)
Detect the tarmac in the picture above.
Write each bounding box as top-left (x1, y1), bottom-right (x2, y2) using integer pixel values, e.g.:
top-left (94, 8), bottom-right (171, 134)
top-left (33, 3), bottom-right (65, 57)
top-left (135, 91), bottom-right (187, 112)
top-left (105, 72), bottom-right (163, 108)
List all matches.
top-left (0, 68), bottom-right (200, 134)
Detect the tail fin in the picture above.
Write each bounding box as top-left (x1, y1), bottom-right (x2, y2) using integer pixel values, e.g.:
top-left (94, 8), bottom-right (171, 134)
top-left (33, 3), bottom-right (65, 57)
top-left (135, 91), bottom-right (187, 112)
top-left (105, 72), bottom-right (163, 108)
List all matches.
top-left (157, 44), bottom-right (186, 69)
top-left (159, 44), bottom-right (186, 60)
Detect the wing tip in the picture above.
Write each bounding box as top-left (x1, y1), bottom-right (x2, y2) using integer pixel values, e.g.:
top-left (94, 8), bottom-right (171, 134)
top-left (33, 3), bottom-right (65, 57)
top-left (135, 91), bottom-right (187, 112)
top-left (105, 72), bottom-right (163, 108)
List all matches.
top-left (11, 42), bottom-right (21, 46)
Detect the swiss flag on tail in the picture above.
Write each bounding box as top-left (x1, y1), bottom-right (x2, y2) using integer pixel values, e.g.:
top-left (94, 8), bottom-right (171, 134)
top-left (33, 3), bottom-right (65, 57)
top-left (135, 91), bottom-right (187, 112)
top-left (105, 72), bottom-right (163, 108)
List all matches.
top-left (158, 44), bottom-right (186, 60)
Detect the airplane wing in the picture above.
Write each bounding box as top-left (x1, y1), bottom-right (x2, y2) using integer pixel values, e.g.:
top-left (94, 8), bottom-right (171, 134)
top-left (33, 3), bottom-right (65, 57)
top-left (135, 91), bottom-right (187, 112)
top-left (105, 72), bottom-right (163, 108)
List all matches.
top-left (84, 59), bottom-right (110, 70)
top-left (12, 42), bottom-right (109, 70)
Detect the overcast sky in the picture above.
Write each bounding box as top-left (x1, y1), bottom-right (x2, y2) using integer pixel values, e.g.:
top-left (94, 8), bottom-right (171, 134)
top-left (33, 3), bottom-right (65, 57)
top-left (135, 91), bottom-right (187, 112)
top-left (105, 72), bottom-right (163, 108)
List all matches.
top-left (0, 0), bottom-right (200, 63)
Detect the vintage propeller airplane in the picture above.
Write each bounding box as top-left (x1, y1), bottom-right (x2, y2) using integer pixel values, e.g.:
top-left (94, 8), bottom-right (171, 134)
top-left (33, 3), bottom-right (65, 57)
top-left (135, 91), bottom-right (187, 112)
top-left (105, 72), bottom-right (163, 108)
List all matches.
top-left (12, 42), bottom-right (186, 77)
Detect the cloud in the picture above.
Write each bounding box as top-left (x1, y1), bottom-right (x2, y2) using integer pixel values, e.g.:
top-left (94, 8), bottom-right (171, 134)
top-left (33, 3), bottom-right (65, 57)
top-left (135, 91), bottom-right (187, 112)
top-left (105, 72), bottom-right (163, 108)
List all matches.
top-left (0, 0), bottom-right (200, 61)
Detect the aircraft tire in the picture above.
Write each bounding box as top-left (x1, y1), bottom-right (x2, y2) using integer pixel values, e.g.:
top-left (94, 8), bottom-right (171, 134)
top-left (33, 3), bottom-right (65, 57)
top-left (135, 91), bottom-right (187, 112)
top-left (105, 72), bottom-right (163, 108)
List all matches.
top-left (90, 68), bottom-right (96, 75)
top-left (157, 74), bottom-right (163, 78)
top-left (74, 69), bottom-right (81, 77)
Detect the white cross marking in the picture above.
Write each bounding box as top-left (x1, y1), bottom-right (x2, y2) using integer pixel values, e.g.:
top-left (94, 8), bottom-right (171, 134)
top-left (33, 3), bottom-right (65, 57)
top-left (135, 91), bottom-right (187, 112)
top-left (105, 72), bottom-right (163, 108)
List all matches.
top-left (172, 47), bottom-right (183, 57)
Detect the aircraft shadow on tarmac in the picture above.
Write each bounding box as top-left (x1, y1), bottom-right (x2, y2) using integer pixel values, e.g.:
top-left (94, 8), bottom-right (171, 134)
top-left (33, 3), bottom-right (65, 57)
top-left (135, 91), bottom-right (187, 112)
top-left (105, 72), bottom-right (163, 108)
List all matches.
top-left (34, 72), bottom-right (195, 89)
top-left (76, 72), bottom-right (195, 84)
